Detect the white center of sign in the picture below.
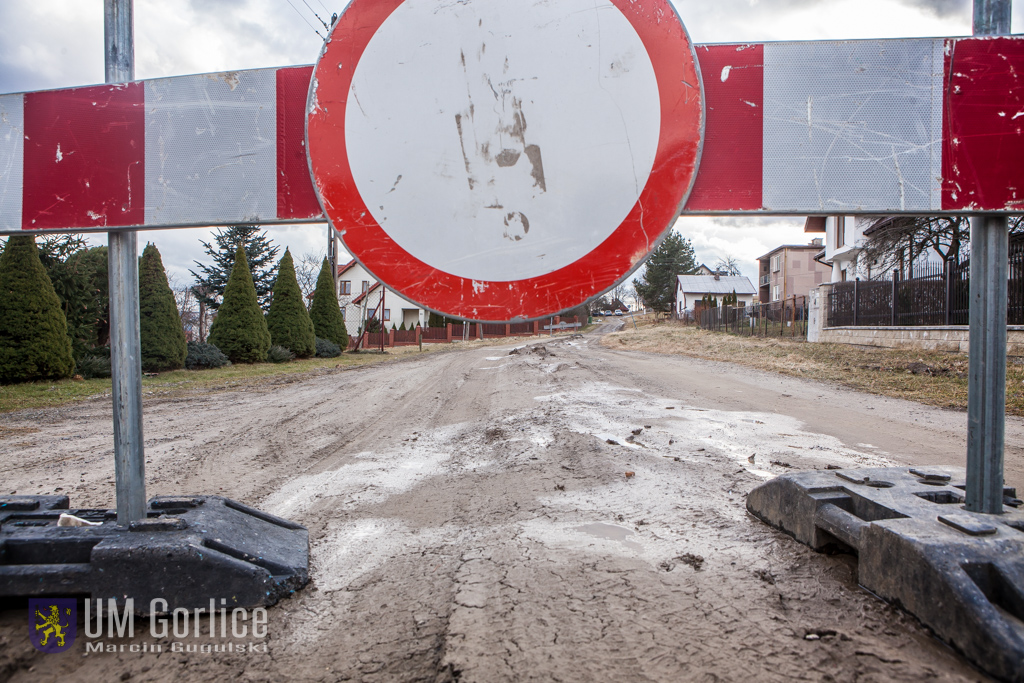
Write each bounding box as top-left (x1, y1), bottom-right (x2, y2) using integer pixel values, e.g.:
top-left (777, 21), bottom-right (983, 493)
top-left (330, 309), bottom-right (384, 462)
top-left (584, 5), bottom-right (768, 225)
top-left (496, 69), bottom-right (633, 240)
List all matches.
top-left (345, 0), bottom-right (661, 282)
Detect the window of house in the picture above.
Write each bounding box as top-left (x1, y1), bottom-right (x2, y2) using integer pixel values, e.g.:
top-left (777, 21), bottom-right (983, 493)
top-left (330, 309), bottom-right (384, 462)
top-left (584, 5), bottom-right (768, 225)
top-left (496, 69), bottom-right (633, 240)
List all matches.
top-left (361, 281), bottom-right (370, 293)
top-left (772, 285), bottom-right (781, 301)
top-left (340, 308), bottom-right (345, 320)
top-left (835, 216), bottom-right (845, 248)
top-left (340, 280), bottom-right (352, 295)
top-left (383, 309), bottom-right (391, 321)
top-left (771, 255), bottom-right (781, 272)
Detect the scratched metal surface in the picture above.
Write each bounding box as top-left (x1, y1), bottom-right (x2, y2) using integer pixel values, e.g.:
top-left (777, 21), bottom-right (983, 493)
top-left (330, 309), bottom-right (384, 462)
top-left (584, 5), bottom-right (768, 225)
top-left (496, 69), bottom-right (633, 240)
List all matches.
top-left (144, 69), bottom-right (277, 226)
top-left (762, 38), bottom-right (945, 213)
top-left (0, 94), bottom-right (22, 232)
top-left (307, 0), bottom-right (704, 322)
top-left (1, 37), bottom-right (1024, 237)
top-left (341, 0), bottom-right (661, 283)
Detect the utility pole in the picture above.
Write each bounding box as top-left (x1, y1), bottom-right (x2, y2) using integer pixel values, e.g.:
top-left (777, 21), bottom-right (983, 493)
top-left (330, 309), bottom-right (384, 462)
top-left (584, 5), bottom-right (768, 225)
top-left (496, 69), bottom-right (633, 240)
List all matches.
top-left (104, 0), bottom-right (146, 525)
top-left (327, 224), bottom-right (338, 296)
top-left (966, 0), bottom-right (1012, 514)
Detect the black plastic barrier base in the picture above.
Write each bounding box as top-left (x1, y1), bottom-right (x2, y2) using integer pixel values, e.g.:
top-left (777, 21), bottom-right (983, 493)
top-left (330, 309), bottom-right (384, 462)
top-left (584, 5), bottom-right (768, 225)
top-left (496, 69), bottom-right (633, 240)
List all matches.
top-left (748, 467), bottom-right (1024, 683)
top-left (0, 495), bottom-right (308, 612)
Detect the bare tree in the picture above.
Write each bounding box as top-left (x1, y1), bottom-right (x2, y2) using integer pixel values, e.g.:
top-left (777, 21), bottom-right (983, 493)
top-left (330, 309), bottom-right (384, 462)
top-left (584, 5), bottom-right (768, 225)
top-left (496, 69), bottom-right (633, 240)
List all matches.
top-left (168, 274), bottom-right (201, 342)
top-left (860, 216), bottom-right (1024, 280)
top-left (714, 255), bottom-right (742, 276)
top-left (295, 251), bottom-right (326, 309)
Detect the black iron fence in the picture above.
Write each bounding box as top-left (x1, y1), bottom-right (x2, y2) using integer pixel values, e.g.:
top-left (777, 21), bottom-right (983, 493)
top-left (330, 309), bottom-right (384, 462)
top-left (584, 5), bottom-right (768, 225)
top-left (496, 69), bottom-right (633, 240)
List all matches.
top-left (827, 240), bottom-right (1024, 327)
top-left (699, 296), bottom-right (808, 339)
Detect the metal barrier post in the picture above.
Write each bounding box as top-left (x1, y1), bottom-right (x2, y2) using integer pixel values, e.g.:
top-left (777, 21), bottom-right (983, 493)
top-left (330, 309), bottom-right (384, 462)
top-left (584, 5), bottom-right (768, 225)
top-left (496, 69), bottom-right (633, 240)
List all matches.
top-left (105, 0), bottom-right (146, 526)
top-left (966, 0), bottom-right (1011, 514)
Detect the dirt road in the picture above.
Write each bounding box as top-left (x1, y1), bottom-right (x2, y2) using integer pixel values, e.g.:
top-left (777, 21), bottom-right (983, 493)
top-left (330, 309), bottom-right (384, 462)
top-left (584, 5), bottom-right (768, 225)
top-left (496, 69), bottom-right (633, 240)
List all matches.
top-left (0, 323), bottom-right (1007, 681)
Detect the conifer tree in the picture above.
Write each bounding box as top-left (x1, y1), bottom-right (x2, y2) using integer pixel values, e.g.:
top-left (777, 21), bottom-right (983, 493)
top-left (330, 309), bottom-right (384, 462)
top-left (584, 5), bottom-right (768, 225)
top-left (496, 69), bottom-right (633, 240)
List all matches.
top-left (266, 249), bottom-right (316, 358)
top-left (309, 257), bottom-right (347, 349)
top-left (633, 231), bottom-right (697, 313)
top-left (139, 243), bottom-right (187, 372)
top-left (208, 245), bottom-right (271, 363)
top-left (190, 226), bottom-right (279, 312)
top-left (0, 235), bottom-right (74, 383)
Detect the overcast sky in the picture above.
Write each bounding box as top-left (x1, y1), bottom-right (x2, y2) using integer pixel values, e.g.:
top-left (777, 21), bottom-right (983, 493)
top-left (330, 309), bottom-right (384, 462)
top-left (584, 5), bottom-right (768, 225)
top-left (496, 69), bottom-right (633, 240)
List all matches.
top-left (0, 0), bottom-right (1016, 285)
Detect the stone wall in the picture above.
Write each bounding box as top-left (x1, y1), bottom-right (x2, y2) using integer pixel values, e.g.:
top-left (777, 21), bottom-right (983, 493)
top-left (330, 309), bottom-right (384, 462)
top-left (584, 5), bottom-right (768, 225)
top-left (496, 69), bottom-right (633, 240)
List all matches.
top-left (816, 325), bottom-right (1024, 356)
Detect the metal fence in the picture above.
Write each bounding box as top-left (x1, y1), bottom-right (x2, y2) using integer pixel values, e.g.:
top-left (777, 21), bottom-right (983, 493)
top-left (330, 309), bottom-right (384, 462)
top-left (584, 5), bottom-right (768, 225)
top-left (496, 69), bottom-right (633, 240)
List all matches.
top-left (826, 239), bottom-right (1024, 327)
top-left (699, 296), bottom-right (808, 339)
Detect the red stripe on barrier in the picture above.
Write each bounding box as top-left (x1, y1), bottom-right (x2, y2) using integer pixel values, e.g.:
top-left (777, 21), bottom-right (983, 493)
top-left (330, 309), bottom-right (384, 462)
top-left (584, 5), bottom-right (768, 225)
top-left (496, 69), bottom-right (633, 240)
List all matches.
top-left (686, 44), bottom-right (763, 211)
top-left (942, 37), bottom-right (1024, 211)
top-left (276, 66), bottom-right (322, 220)
top-left (22, 82), bottom-right (144, 229)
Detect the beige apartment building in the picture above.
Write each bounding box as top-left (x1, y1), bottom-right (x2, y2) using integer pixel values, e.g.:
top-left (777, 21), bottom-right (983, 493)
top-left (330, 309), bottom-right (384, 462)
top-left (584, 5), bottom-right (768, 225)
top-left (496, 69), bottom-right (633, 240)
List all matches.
top-left (756, 238), bottom-right (829, 303)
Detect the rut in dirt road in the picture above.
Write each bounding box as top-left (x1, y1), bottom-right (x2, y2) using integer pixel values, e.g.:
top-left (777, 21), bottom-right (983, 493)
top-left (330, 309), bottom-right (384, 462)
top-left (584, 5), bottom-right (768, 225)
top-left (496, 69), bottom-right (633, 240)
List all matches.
top-left (0, 329), bottom-right (990, 682)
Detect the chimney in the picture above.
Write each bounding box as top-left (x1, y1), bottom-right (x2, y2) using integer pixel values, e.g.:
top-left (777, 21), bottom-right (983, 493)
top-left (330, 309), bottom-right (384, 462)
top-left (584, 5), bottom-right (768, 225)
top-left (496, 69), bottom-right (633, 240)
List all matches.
top-left (714, 273), bottom-right (720, 280)
top-left (810, 237), bottom-right (823, 247)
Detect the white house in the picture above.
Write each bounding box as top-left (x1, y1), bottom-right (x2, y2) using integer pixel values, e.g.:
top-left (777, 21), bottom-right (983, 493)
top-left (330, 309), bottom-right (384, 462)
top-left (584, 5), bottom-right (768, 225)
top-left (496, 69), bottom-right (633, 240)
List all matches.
top-left (816, 215), bottom-right (949, 282)
top-left (674, 273), bottom-right (756, 317)
top-left (818, 215), bottom-right (873, 282)
top-left (337, 260), bottom-right (429, 337)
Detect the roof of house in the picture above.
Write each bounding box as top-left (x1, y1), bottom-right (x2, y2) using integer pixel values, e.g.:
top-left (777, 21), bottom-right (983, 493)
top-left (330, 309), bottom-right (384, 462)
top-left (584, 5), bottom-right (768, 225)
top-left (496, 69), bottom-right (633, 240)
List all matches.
top-left (756, 243), bottom-right (824, 261)
top-left (350, 281), bottom-right (381, 305)
top-left (676, 274), bottom-right (756, 295)
top-left (337, 259), bottom-right (358, 276)
top-left (861, 216), bottom-right (902, 237)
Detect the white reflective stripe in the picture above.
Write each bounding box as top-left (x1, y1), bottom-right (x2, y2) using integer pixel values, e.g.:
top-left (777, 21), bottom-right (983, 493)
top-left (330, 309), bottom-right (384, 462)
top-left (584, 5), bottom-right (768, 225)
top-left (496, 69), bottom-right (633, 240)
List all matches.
top-left (144, 69), bottom-right (277, 226)
top-left (762, 38), bottom-right (945, 213)
top-left (0, 94), bottom-right (24, 232)
top-left (929, 39), bottom-right (946, 212)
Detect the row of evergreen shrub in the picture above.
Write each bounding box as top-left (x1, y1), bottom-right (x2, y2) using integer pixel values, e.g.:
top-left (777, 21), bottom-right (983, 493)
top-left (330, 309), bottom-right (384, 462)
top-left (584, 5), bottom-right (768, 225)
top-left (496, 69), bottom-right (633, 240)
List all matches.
top-left (0, 235), bottom-right (350, 384)
top-left (208, 246), bottom-right (347, 365)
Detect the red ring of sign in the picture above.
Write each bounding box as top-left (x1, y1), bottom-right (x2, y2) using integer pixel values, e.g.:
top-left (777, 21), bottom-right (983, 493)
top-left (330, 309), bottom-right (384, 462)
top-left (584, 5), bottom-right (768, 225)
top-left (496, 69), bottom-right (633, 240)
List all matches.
top-left (307, 0), bottom-right (703, 322)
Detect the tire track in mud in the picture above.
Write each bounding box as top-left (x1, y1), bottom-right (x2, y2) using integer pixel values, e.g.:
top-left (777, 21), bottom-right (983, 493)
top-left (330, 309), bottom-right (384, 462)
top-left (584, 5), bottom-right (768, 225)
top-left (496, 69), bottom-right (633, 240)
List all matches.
top-left (0, 330), bottom-right (993, 682)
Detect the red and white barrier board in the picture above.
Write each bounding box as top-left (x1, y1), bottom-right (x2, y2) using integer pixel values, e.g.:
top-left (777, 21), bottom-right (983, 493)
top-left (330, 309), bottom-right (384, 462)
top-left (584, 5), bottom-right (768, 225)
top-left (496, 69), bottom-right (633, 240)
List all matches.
top-left (0, 65), bottom-right (322, 233)
top-left (689, 37), bottom-right (1024, 214)
top-left (1, 35), bottom-right (1021, 237)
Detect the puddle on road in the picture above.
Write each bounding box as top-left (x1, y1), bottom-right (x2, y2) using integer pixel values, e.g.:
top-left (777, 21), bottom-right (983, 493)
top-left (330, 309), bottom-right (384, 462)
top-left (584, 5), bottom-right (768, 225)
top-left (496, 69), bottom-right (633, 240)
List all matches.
top-left (534, 381), bottom-right (892, 481)
top-left (576, 522), bottom-right (643, 550)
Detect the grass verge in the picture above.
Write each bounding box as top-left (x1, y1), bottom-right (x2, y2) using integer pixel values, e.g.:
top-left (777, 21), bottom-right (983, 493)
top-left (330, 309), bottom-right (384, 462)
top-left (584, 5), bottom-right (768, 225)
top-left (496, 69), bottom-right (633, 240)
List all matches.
top-left (0, 330), bottom-right (580, 415)
top-left (601, 317), bottom-right (1024, 416)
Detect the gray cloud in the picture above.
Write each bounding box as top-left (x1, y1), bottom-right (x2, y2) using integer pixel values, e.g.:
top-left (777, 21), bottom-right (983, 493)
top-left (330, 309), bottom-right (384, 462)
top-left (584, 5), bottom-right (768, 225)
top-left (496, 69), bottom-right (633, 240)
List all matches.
top-left (898, 0), bottom-right (970, 19)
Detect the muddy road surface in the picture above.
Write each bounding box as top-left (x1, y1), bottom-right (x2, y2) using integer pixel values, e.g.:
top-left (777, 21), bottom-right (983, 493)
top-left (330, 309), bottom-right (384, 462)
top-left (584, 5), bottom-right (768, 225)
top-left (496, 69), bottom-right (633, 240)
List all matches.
top-left (0, 324), bottom-right (1007, 682)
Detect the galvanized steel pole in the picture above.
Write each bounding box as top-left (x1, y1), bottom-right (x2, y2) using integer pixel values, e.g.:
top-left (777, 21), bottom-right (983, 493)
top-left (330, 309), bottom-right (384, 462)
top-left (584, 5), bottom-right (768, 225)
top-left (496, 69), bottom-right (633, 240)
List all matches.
top-left (105, 0), bottom-right (147, 525)
top-left (966, 0), bottom-right (1012, 514)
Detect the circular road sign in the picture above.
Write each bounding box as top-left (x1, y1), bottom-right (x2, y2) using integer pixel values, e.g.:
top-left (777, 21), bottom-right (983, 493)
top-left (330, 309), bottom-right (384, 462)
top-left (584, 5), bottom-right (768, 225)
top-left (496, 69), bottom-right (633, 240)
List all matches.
top-left (307, 0), bottom-right (703, 322)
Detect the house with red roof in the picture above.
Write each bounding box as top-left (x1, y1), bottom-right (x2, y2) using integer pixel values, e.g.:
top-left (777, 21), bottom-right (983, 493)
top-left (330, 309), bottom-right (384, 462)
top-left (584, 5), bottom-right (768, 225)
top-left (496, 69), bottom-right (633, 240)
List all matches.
top-left (337, 260), bottom-right (429, 336)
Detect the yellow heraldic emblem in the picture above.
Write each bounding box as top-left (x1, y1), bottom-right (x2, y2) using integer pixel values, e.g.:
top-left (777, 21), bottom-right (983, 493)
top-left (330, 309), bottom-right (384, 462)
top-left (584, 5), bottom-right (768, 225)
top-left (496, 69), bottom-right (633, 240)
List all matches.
top-left (28, 599), bottom-right (76, 652)
top-left (35, 605), bottom-right (69, 647)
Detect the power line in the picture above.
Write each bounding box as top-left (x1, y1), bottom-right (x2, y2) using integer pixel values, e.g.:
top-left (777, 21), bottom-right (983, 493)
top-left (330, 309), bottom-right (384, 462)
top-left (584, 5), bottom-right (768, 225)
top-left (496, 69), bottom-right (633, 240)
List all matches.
top-left (283, 0), bottom-right (325, 39)
top-left (298, 0), bottom-right (331, 30)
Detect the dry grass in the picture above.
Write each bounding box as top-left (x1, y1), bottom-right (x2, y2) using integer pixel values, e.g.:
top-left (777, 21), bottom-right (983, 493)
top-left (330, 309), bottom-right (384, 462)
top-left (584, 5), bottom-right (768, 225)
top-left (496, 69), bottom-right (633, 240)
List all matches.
top-left (0, 330), bottom-right (582, 415)
top-left (602, 316), bottom-right (1024, 416)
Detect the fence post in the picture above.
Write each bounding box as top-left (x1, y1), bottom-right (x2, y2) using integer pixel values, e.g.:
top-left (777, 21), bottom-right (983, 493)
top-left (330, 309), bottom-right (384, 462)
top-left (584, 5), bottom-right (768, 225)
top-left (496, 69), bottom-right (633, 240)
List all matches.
top-left (890, 270), bottom-right (897, 326)
top-left (853, 279), bottom-right (860, 326)
top-left (533, 320), bottom-right (539, 335)
top-left (417, 325), bottom-right (422, 351)
top-left (446, 323), bottom-right (453, 342)
top-left (945, 260), bottom-right (953, 325)
top-left (388, 328), bottom-right (395, 347)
